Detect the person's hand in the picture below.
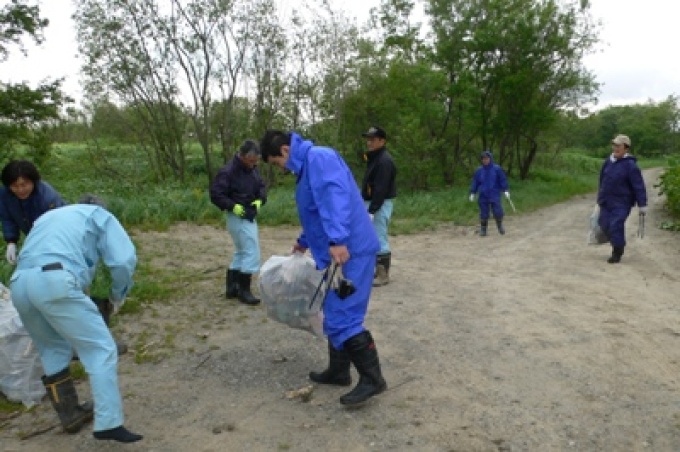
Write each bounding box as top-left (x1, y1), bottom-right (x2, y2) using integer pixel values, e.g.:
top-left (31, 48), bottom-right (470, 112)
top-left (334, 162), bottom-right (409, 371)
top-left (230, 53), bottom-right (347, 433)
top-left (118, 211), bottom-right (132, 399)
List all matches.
top-left (251, 199), bottom-right (263, 212)
top-left (233, 204), bottom-right (245, 217)
top-left (504, 191), bottom-right (510, 199)
top-left (329, 244), bottom-right (350, 265)
top-left (639, 206), bottom-right (648, 216)
top-left (369, 213), bottom-right (374, 221)
top-left (469, 194), bottom-right (475, 202)
top-left (291, 242), bottom-right (308, 254)
top-left (5, 243), bottom-right (16, 265)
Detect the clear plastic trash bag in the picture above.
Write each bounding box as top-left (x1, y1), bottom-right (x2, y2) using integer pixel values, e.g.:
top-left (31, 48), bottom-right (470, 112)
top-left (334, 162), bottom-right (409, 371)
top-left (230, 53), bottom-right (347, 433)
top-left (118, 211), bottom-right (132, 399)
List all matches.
top-left (587, 205), bottom-right (609, 245)
top-left (0, 283), bottom-right (45, 407)
top-left (259, 254), bottom-right (325, 337)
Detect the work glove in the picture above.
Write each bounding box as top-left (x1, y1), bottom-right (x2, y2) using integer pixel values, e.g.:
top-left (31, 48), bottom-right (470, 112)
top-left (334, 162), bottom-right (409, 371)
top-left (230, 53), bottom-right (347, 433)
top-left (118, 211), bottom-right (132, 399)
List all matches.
top-left (639, 206), bottom-right (648, 216)
top-left (469, 194), bottom-right (475, 202)
top-left (504, 191), bottom-right (511, 199)
top-left (5, 243), bottom-right (16, 265)
top-left (232, 204), bottom-right (245, 217)
top-left (251, 199), bottom-right (263, 212)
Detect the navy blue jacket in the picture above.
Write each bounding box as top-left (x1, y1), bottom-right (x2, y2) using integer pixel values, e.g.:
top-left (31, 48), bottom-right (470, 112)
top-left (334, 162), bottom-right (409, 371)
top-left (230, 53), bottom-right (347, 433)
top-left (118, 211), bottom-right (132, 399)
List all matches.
top-left (469, 151), bottom-right (509, 202)
top-left (597, 155), bottom-right (647, 209)
top-left (209, 155), bottom-right (267, 221)
top-left (361, 147), bottom-right (397, 214)
top-left (0, 180), bottom-right (66, 243)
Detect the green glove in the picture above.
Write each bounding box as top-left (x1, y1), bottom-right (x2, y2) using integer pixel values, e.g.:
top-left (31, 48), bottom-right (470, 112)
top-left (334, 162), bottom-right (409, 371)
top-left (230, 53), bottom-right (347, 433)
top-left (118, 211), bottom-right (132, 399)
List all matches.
top-left (233, 204), bottom-right (245, 217)
top-left (251, 199), bottom-right (263, 212)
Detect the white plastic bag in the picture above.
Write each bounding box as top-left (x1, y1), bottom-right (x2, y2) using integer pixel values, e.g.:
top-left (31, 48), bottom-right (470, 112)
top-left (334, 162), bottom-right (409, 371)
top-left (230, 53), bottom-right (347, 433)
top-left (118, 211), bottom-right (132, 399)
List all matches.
top-left (587, 205), bottom-right (609, 245)
top-left (0, 284), bottom-right (45, 407)
top-left (259, 254), bottom-right (325, 337)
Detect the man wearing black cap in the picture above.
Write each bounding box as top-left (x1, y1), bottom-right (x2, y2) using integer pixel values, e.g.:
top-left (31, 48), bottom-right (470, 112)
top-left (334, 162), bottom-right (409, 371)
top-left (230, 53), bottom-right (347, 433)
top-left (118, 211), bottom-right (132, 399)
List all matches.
top-left (361, 126), bottom-right (397, 286)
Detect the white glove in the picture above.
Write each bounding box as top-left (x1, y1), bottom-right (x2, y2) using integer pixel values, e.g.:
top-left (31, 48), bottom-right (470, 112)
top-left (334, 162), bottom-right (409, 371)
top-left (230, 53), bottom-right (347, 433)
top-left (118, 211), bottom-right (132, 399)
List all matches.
top-left (369, 213), bottom-right (374, 221)
top-left (639, 206), bottom-right (648, 215)
top-left (504, 191), bottom-right (510, 199)
top-left (111, 297), bottom-right (125, 314)
top-left (469, 194), bottom-right (475, 202)
top-left (5, 243), bottom-right (16, 265)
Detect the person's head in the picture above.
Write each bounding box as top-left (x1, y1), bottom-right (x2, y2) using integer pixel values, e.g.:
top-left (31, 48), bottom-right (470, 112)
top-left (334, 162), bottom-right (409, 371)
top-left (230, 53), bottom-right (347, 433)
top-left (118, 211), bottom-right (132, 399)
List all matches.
top-left (1, 160), bottom-right (41, 200)
top-left (480, 150), bottom-right (493, 166)
top-left (237, 139), bottom-right (261, 169)
top-left (362, 126), bottom-right (387, 152)
top-left (611, 134), bottom-right (631, 159)
top-left (260, 130), bottom-right (291, 170)
top-left (78, 194), bottom-right (108, 210)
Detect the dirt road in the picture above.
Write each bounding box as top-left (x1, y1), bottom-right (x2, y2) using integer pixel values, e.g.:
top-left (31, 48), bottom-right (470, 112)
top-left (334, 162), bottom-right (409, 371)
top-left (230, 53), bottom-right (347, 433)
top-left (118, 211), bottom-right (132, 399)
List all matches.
top-left (3, 168), bottom-right (680, 451)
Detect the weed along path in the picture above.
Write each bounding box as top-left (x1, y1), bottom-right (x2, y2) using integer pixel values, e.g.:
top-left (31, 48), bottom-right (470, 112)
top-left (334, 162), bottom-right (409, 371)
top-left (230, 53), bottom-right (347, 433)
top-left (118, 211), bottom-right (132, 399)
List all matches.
top-left (3, 168), bottom-right (680, 451)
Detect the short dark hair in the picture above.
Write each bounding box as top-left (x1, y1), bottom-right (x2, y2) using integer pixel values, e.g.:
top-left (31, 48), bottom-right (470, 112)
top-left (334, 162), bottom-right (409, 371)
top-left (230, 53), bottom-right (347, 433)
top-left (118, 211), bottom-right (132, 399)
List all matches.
top-left (259, 130), bottom-right (290, 163)
top-left (78, 194), bottom-right (108, 209)
top-left (1, 160), bottom-right (41, 187)
top-left (239, 139), bottom-right (261, 157)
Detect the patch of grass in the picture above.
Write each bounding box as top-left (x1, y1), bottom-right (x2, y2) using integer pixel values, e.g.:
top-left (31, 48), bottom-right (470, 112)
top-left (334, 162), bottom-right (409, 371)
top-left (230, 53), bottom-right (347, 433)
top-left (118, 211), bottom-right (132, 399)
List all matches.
top-left (0, 394), bottom-right (23, 415)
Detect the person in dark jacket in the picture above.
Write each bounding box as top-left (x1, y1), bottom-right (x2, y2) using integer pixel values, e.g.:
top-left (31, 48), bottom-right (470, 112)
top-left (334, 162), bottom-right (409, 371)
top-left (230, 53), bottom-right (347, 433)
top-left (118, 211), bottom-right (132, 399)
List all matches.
top-left (0, 160), bottom-right (66, 264)
top-left (361, 126), bottom-right (397, 286)
top-left (469, 151), bottom-right (510, 236)
top-left (597, 134), bottom-right (647, 263)
top-left (260, 130), bottom-right (387, 406)
top-left (209, 140), bottom-right (267, 305)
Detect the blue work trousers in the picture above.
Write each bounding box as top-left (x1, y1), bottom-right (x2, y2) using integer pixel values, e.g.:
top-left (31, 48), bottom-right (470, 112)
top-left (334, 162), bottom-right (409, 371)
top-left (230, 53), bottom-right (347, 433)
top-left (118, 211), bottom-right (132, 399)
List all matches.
top-left (478, 198), bottom-right (504, 220)
top-left (368, 200), bottom-right (393, 255)
top-left (226, 213), bottom-right (261, 274)
top-left (323, 254), bottom-right (375, 350)
top-left (10, 267), bottom-right (123, 431)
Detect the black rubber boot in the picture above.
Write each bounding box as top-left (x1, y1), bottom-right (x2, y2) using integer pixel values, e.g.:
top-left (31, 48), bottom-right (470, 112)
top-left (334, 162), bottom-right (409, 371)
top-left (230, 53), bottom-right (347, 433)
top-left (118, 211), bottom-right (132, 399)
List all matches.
top-left (373, 253), bottom-right (391, 287)
top-left (495, 217), bottom-right (505, 235)
top-left (94, 426), bottom-right (143, 443)
top-left (309, 341), bottom-right (352, 386)
top-left (42, 367), bottom-right (94, 433)
top-left (340, 331), bottom-right (387, 405)
top-left (480, 220), bottom-right (488, 237)
top-left (607, 246), bottom-right (624, 264)
top-left (238, 273), bottom-right (260, 305)
top-left (226, 269), bottom-right (241, 299)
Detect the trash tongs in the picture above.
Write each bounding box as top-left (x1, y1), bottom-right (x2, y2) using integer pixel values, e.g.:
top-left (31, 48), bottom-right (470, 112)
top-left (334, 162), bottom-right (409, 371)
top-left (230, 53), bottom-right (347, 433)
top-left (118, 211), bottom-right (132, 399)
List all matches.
top-left (308, 263), bottom-right (356, 310)
top-left (637, 212), bottom-right (645, 239)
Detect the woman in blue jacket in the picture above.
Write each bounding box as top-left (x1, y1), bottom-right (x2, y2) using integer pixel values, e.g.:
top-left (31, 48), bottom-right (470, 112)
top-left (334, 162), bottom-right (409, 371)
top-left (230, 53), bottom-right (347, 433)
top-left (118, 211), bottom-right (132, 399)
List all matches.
top-left (597, 135), bottom-right (647, 263)
top-left (0, 160), bottom-right (66, 264)
top-left (259, 130), bottom-right (387, 406)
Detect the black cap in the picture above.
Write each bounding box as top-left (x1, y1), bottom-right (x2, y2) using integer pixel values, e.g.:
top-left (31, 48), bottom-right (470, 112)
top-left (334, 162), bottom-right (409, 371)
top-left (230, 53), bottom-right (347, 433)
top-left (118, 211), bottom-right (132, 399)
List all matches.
top-left (361, 126), bottom-right (387, 139)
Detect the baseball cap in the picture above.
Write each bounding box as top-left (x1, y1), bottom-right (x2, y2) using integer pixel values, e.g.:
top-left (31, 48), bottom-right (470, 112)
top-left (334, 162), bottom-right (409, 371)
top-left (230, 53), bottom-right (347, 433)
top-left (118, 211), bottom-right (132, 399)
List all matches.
top-left (611, 134), bottom-right (631, 147)
top-left (361, 126), bottom-right (387, 139)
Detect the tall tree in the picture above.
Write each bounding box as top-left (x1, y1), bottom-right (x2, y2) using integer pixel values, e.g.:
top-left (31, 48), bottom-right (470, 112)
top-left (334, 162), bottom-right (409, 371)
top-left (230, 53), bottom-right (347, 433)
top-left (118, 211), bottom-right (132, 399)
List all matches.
top-left (0, 0), bottom-right (69, 163)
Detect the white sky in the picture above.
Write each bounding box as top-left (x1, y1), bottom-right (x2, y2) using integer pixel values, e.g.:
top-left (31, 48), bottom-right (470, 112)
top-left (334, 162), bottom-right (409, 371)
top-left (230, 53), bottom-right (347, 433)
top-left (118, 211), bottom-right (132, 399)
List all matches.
top-left (3, 0), bottom-right (678, 109)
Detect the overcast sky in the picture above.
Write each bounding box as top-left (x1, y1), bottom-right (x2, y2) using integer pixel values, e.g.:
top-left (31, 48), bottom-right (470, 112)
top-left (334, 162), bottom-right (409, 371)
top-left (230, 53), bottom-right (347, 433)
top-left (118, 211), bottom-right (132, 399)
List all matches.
top-left (3, 0), bottom-right (678, 109)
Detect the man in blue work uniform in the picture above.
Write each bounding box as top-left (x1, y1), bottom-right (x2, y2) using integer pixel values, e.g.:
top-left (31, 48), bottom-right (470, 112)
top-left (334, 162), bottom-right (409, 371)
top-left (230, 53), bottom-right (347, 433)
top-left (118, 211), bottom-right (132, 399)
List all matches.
top-left (469, 150), bottom-right (510, 236)
top-left (9, 195), bottom-right (142, 443)
top-left (597, 134), bottom-right (647, 263)
top-left (209, 140), bottom-right (267, 305)
top-left (260, 130), bottom-right (387, 405)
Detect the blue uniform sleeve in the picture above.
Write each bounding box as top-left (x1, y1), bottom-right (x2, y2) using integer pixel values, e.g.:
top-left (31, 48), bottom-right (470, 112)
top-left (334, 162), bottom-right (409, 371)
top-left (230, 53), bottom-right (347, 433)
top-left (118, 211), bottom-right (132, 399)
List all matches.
top-left (209, 167), bottom-right (236, 212)
top-left (629, 163), bottom-right (647, 207)
top-left (92, 209), bottom-right (137, 302)
top-left (0, 192), bottom-right (19, 243)
top-left (306, 151), bottom-right (351, 246)
top-left (497, 166), bottom-right (509, 191)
